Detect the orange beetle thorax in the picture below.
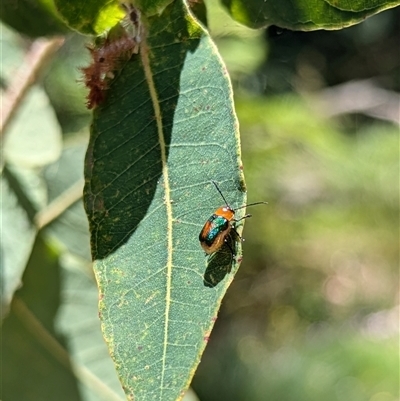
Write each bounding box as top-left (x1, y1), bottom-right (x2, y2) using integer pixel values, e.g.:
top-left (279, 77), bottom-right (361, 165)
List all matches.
top-left (214, 206), bottom-right (235, 221)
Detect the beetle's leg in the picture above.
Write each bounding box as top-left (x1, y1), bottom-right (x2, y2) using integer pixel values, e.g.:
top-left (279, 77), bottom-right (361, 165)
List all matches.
top-left (233, 213), bottom-right (252, 224)
top-left (224, 237), bottom-right (236, 257)
top-left (232, 227), bottom-right (244, 242)
top-left (232, 214), bottom-right (251, 241)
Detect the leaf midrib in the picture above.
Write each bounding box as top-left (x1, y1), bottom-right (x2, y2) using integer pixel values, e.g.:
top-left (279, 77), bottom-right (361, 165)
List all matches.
top-left (140, 32), bottom-right (173, 400)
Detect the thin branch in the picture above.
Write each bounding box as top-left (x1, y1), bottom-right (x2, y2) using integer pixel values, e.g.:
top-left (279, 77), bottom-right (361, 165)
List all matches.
top-left (312, 79), bottom-right (400, 125)
top-left (34, 179), bottom-right (85, 230)
top-left (1, 36), bottom-right (65, 136)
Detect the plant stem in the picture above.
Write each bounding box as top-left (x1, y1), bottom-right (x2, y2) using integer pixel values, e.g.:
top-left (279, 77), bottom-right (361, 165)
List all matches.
top-left (0, 36), bottom-right (64, 137)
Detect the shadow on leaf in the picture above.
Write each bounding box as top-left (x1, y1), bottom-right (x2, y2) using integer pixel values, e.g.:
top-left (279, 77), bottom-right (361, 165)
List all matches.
top-left (84, 1), bottom-right (201, 260)
top-left (203, 233), bottom-right (238, 288)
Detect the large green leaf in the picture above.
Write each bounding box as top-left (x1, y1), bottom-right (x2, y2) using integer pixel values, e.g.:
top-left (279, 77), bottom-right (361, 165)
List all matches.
top-left (84, 1), bottom-right (247, 400)
top-left (221, 0), bottom-right (400, 30)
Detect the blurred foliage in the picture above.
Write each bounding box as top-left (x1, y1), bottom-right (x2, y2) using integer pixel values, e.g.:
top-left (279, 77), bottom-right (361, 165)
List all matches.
top-left (1, 1), bottom-right (399, 401)
top-left (221, 0), bottom-right (400, 30)
top-left (0, 0), bottom-right (67, 37)
top-left (192, 96), bottom-right (398, 401)
top-left (191, 4), bottom-right (399, 401)
top-left (241, 8), bottom-right (399, 94)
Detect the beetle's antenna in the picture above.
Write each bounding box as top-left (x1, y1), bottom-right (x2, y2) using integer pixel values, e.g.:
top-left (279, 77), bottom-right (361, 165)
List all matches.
top-left (211, 180), bottom-right (230, 208)
top-left (234, 201), bottom-right (268, 211)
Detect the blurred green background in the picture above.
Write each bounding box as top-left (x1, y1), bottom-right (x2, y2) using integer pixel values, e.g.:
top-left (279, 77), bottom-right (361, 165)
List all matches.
top-left (1, 1), bottom-right (398, 401)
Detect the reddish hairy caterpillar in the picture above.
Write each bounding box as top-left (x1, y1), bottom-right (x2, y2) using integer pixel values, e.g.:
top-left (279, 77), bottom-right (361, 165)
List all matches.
top-left (81, 4), bottom-right (141, 109)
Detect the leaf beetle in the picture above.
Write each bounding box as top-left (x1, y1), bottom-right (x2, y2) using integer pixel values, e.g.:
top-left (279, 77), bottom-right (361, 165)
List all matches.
top-left (199, 181), bottom-right (267, 257)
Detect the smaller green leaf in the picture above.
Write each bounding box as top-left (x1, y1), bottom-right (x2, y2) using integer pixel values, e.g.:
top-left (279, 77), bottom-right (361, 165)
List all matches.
top-left (54, 0), bottom-right (123, 35)
top-left (221, 0), bottom-right (400, 30)
top-left (325, 0), bottom-right (399, 12)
